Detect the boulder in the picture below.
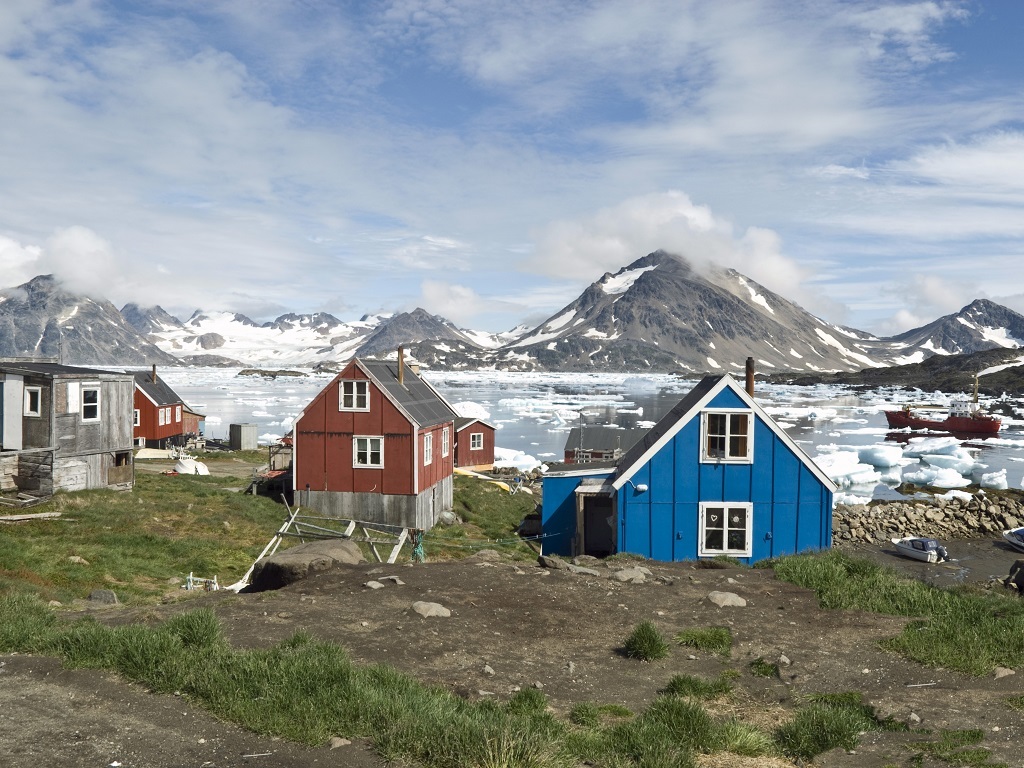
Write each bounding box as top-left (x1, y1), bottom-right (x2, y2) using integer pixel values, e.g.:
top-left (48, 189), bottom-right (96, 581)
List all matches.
top-left (247, 539), bottom-right (365, 592)
top-left (412, 601), bottom-right (451, 618)
top-left (707, 591), bottom-right (746, 608)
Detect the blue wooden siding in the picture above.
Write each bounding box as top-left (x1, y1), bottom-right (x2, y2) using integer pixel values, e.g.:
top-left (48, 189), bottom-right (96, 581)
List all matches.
top-left (544, 384), bottom-right (833, 563)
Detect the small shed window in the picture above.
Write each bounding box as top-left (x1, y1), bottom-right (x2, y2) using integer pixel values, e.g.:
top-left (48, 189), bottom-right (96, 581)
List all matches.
top-left (340, 380), bottom-right (370, 411)
top-left (24, 386), bottom-right (42, 417)
top-left (81, 385), bottom-right (101, 422)
top-left (353, 436), bottom-right (383, 468)
top-left (424, 433), bottom-right (433, 465)
top-left (698, 502), bottom-right (753, 558)
top-left (700, 410), bottom-right (752, 462)
top-left (441, 427), bottom-right (450, 457)
top-left (470, 432), bottom-right (483, 450)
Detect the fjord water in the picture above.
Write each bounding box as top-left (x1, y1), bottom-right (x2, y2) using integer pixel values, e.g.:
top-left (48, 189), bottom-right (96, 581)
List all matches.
top-left (154, 368), bottom-right (1024, 498)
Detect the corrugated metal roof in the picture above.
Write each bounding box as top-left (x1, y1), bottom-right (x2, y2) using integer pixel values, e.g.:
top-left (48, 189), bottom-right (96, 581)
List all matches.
top-left (132, 371), bottom-right (183, 406)
top-left (358, 359), bottom-right (457, 428)
top-left (0, 361), bottom-right (127, 377)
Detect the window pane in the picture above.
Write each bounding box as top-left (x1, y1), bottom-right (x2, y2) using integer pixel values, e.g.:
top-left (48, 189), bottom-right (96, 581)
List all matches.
top-left (707, 413), bottom-right (726, 435)
top-left (727, 529), bottom-right (747, 551)
top-left (705, 529), bottom-right (724, 551)
top-left (707, 435), bottom-right (725, 458)
top-left (729, 434), bottom-right (747, 456)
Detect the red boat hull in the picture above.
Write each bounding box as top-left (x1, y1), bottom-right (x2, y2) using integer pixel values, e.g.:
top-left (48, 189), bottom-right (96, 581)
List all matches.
top-left (884, 410), bottom-right (1001, 434)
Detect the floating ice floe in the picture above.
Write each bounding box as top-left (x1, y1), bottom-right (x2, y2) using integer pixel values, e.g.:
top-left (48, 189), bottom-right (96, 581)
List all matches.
top-left (902, 466), bottom-right (971, 488)
top-left (980, 469), bottom-right (1008, 490)
top-left (856, 444), bottom-right (904, 468)
top-left (812, 449), bottom-right (882, 489)
top-left (937, 489), bottom-right (975, 503)
top-left (494, 447), bottom-right (544, 472)
top-left (451, 400), bottom-right (492, 421)
top-left (901, 436), bottom-right (963, 458)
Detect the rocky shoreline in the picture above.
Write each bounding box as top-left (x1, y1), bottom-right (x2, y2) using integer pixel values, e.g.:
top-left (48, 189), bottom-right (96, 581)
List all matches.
top-left (833, 490), bottom-right (1023, 545)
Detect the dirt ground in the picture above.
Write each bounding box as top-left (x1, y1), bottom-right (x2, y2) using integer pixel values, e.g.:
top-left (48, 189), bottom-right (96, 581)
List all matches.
top-left (4, 536), bottom-right (1024, 768)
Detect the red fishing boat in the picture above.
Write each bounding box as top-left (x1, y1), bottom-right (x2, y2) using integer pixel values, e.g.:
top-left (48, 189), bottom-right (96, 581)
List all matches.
top-left (884, 400), bottom-right (1001, 434)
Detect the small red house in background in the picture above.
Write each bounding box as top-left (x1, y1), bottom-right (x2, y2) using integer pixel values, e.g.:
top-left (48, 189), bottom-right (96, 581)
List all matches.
top-left (454, 417), bottom-right (496, 470)
top-left (132, 367), bottom-right (191, 448)
top-left (292, 352), bottom-right (457, 530)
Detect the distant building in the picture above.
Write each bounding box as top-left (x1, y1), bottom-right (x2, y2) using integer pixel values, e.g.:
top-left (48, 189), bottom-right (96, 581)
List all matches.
top-left (1, 361), bottom-right (134, 496)
top-left (132, 367), bottom-right (193, 448)
top-left (292, 351), bottom-right (458, 530)
top-left (541, 373), bottom-right (836, 562)
top-left (563, 426), bottom-right (648, 464)
top-left (454, 416), bottom-right (496, 470)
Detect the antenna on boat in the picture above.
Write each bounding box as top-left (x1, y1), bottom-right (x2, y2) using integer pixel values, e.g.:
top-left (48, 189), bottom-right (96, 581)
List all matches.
top-left (973, 373), bottom-right (979, 404)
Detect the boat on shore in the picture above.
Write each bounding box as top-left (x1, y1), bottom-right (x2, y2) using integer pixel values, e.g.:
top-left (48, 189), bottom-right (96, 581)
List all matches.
top-left (884, 399), bottom-right (1001, 435)
top-left (1002, 527), bottom-right (1024, 554)
top-left (891, 536), bottom-right (949, 563)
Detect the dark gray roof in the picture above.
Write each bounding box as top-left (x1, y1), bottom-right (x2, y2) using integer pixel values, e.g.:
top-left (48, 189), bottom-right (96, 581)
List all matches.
top-left (133, 371), bottom-right (184, 406)
top-left (563, 426), bottom-right (649, 454)
top-left (612, 375), bottom-right (724, 484)
top-left (455, 416), bottom-right (494, 431)
top-left (0, 361), bottom-right (126, 377)
top-left (358, 359), bottom-right (457, 428)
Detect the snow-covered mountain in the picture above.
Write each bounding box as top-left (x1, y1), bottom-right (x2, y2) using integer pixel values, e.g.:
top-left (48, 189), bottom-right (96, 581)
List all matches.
top-left (5, 255), bottom-right (1024, 373)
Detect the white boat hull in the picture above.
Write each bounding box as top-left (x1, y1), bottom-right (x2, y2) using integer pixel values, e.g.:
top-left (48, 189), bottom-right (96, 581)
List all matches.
top-left (1002, 528), bottom-right (1024, 554)
top-left (891, 537), bottom-right (948, 563)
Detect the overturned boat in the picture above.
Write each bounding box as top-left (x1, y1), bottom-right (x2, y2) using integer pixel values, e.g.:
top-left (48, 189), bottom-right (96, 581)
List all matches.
top-left (891, 536), bottom-right (949, 563)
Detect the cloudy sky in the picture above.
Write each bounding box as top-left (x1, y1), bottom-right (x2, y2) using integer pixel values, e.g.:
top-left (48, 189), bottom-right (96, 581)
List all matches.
top-left (2, 0), bottom-right (1023, 335)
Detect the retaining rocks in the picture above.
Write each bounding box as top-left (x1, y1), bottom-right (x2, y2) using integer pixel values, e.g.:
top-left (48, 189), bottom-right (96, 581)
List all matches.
top-left (833, 491), bottom-right (1024, 546)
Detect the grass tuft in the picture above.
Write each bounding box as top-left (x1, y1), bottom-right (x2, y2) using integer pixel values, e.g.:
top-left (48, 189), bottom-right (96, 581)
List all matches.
top-left (675, 626), bottom-right (732, 657)
top-left (748, 657), bottom-right (779, 678)
top-left (661, 672), bottom-right (734, 699)
top-left (623, 620), bottom-right (670, 661)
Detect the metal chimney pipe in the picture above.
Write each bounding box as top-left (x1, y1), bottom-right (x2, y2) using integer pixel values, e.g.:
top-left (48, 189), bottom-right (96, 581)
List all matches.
top-left (151, 364), bottom-right (157, 383)
top-left (398, 346), bottom-right (405, 386)
top-left (745, 357), bottom-right (755, 397)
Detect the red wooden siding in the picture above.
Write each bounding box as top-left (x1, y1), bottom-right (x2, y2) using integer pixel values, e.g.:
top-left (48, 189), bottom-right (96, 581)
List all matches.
top-left (295, 370), bottom-right (418, 496)
top-left (133, 390), bottom-right (185, 443)
top-left (418, 422), bottom-right (454, 493)
top-left (455, 423), bottom-right (495, 468)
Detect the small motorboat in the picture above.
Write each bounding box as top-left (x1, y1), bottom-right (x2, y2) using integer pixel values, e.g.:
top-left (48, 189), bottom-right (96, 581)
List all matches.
top-left (891, 536), bottom-right (949, 563)
top-left (1002, 527), bottom-right (1024, 554)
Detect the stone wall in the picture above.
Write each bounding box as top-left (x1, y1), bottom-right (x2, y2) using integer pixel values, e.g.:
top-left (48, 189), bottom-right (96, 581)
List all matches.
top-left (833, 492), bottom-right (1024, 545)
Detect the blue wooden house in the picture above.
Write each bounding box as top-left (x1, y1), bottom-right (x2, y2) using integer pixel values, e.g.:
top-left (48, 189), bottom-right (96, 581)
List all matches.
top-left (540, 373), bottom-right (837, 563)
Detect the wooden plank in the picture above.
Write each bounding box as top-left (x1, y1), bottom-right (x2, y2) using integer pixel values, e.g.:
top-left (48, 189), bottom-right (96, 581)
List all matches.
top-left (387, 528), bottom-right (409, 564)
top-left (0, 511), bottom-right (62, 522)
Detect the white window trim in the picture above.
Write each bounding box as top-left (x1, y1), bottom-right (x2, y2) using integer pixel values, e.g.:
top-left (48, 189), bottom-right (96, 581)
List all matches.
top-left (24, 386), bottom-right (42, 417)
top-left (470, 432), bottom-right (483, 450)
top-left (441, 426), bottom-right (450, 458)
top-left (700, 409), bottom-right (753, 464)
top-left (339, 380), bottom-right (370, 412)
top-left (158, 407), bottom-right (166, 426)
top-left (423, 433), bottom-right (433, 465)
top-left (133, 409), bottom-right (140, 427)
top-left (353, 435), bottom-right (384, 468)
top-left (698, 502), bottom-right (753, 558)
top-left (175, 405), bottom-right (182, 423)
top-left (81, 384), bottom-right (101, 423)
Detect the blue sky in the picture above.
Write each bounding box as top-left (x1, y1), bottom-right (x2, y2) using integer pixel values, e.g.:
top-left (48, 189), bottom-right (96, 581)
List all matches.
top-left (2, 0), bottom-right (1023, 336)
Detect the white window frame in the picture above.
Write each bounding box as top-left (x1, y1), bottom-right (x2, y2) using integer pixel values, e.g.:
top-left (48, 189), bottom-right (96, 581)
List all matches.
top-left (470, 432), bottom-right (483, 450)
top-left (158, 407), bottom-right (166, 426)
top-left (175, 405), bottom-right (182, 423)
top-left (24, 386), bottom-right (42, 417)
top-left (339, 380), bottom-right (370, 411)
top-left (441, 426), bottom-right (450, 458)
top-left (700, 410), bottom-right (753, 463)
top-left (353, 436), bottom-right (383, 468)
top-left (698, 502), bottom-right (753, 558)
top-left (423, 433), bottom-right (433, 465)
top-left (133, 409), bottom-right (140, 427)
top-left (81, 384), bottom-right (101, 423)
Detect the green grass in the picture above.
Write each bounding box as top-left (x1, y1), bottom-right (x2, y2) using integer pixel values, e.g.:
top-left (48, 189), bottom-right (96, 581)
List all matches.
top-left (771, 550), bottom-right (1024, 675)
top-left (674, 626), bottom-right (732, 657)
top-left (0, 473), bottom-right (291, 604)
top-left (426, 475), bottom-right (538, 559)
top-left (748, 657), bottom-right (779, 678)
top-left (661, 671), bottom-right (735, 699)
top-left (908, 729), bottom-right (1006, 768)
top-left (775, 692), bottom-right (905, 760)
top-left (623, 620), bottom-right (670, 661)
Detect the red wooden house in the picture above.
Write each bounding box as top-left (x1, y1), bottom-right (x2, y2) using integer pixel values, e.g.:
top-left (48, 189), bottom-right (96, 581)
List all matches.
top-left (132, 367), bottom-right (189, 448)
top-left (454, 417), bottom-right (496, 470)
top-left (293, 354), bottom-right (458, 530)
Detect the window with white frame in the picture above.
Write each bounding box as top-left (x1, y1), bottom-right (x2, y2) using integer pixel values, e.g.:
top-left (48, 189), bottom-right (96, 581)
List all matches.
top-left (175, 405), bottom-right (182, 422)
top-left (698, 502), bottom-right (753, 558)
top-left (81, 385), bottom-right (100, 422)
top-left (133, 409), bottom-right (140, 427)
top-left (423, 433), bottom-right (433, 465)
top-left (158, 408), bottom-right (166, 426)
top-left (470, 432), bottom-right (483, 450)
top-left (441, 426), bottom-right (450, 457)
top-left (24, 386), bottom-right (42, 417)
top-left (700, 410), bottom-right (752, 462)
top-left (353, 436), bottom-right (383, 468)
top-left (340, 380), bottom-right (370, 411)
